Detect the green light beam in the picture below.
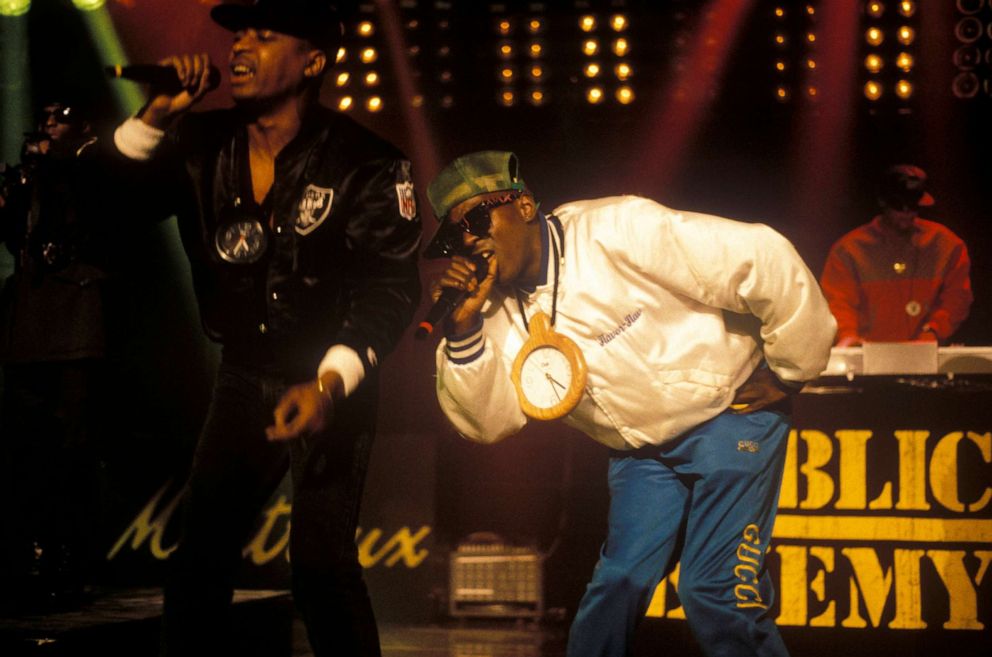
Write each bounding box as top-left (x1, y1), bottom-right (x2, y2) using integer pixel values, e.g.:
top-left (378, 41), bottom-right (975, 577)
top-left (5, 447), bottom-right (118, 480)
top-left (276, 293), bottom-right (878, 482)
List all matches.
top-left (76, 4), bottom-right (145, 116)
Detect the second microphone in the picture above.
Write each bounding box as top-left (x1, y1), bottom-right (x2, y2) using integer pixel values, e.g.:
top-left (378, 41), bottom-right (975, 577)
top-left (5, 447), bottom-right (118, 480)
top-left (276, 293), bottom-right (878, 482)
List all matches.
top-left (106, 64), bottom-right (222, 94)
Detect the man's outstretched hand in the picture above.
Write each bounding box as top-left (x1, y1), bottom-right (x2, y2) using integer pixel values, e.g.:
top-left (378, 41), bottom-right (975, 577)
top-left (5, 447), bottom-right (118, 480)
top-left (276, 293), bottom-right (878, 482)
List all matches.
top-left (266, 371), bottom-right (343, 441)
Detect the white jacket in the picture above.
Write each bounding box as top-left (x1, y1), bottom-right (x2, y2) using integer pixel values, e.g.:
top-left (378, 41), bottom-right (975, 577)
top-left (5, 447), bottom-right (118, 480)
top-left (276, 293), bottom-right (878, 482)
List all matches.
top-left (435, 196), bottom-right (836, 449)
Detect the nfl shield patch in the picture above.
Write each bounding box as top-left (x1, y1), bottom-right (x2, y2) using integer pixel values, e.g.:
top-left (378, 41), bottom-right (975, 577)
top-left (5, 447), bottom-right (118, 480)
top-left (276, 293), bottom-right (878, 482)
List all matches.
top-left (296, 184), bottom-right (334, 235)
top-left (396, 181), bottom-right (416, 221)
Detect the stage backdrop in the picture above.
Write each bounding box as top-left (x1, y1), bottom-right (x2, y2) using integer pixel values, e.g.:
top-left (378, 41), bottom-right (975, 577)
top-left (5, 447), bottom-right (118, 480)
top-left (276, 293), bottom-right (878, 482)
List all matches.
top-left (101, 372), bottom-right (991, 657)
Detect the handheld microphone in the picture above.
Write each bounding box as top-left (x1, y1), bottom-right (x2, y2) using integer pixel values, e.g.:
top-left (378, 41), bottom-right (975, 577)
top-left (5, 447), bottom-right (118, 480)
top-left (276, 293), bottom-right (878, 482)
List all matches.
top-left (105, 64), bottom-right (222, 94)
top-left (415, 254), bottom-right (490, 340)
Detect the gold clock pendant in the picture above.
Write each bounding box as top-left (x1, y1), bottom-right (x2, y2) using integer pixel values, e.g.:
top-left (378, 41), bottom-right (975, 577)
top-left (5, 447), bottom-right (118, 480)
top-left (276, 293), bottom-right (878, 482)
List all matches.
top-left (511, 311), bottom-right (588, 421)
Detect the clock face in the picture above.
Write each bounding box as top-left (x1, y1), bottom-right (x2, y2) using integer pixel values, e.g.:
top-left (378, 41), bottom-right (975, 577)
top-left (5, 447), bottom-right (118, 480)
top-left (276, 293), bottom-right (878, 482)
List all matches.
top-left (215, 219), bottom-right (268, 264)
top-left (519, 345), bottom-right (574, 410)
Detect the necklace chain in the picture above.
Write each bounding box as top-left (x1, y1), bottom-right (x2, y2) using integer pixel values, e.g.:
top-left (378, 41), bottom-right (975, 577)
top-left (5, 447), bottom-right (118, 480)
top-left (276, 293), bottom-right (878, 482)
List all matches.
top-left (516, 215), bottom-right (563, 333)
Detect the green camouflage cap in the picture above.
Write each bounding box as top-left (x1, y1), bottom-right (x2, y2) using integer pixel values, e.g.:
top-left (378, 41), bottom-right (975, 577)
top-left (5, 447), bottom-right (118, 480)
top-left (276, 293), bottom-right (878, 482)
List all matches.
top-left (424, 151), bottom-right (526, 258)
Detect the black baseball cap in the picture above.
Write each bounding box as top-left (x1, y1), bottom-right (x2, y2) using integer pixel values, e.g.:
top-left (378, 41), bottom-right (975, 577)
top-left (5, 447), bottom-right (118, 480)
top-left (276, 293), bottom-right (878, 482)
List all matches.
top-left (878, 164), bottom-right (935, 210)
top-left (211, 0), bottom-right (343, 53)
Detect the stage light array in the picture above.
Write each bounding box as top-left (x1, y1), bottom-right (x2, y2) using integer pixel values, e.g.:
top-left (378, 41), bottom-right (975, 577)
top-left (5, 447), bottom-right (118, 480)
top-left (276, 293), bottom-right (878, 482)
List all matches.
top-left (579, 10), bottom-right (635, 106)
top-left (952, 0), bottom-right (992, 99)
top-left (861, 0), bottom-right (919, 108)
top-left (331, 9), bottom-right (390, 114)
top-left (491, 6), bottom-right (549, 107)
top-left (769, 3), bottom-right (819, 104)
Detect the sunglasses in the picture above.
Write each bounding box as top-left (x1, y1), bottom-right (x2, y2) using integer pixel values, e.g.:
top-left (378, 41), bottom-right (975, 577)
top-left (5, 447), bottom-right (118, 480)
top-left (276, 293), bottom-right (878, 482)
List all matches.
top-left (39, 105), bottom-right (75, 125)
top-left (430, 192), bottom-right (520, 258)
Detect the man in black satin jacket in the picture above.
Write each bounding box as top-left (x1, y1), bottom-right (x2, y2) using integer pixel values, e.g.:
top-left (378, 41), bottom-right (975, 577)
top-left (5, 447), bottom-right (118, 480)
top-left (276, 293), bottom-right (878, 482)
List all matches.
top-left (112, 2), bottom-right (420, 655)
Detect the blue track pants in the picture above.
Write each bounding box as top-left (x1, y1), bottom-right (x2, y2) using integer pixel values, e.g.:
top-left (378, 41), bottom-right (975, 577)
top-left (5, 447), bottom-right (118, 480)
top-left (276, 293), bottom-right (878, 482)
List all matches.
top-left (567, 409), bottom-right (791, 657)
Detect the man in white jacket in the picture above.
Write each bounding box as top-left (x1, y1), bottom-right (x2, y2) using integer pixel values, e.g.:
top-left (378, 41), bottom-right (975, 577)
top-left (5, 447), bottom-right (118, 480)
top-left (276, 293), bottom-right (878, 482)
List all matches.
top-left (425, 151), bottom-right (835, 657)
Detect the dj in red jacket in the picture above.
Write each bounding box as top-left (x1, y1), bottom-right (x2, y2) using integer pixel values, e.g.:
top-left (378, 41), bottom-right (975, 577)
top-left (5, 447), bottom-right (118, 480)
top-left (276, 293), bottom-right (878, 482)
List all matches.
top-left (820, 165), bottom-right (972, 346)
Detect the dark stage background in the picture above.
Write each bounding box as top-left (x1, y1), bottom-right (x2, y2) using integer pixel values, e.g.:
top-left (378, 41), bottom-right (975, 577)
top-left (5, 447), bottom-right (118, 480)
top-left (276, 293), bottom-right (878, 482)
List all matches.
top-left (1, 1), bottom-right (990, 656)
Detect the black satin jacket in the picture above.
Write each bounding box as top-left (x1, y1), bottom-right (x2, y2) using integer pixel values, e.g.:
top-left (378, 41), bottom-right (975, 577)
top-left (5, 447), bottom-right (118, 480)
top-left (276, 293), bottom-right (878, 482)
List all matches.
top-left (141, 105), bottom-right (421, 380)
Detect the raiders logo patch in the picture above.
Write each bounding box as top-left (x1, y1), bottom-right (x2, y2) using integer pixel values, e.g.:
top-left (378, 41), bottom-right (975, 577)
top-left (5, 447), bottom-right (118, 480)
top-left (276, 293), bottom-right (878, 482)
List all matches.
top-left (396, 181), bottom-right (416, 221)
top-left (296, 184), bottom-right (334, 235)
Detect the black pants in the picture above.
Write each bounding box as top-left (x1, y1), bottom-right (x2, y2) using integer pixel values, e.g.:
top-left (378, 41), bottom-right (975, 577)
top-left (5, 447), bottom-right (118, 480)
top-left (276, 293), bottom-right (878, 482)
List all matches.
top-left (0, 360), bottom-right (106, 598)
top-left (161, 361), bottom-right (381, 657)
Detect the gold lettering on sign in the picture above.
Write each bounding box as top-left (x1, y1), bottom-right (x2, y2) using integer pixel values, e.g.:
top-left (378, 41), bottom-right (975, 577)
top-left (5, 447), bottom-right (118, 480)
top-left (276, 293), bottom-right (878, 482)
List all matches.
top-left (835, 430), bottom-right (872, 510)
top-left (107, 483), bottom-right (180, 560)
top-left (927, 550), bottom-right (988, 630)
top-left (357, 526), bottom-right (431, 568)
top-left (242, 495), bottom-right (292, 565)
top-left (108, 486), bottom-right (432, 570)
top-left (929, 432), bottom-right (992, 513)
top-left (645, 425), bottom-right (992, 631)
top-left (799, 430), bottom-right (834, 510)
top-left (894, 431), bottom-right (930, 511)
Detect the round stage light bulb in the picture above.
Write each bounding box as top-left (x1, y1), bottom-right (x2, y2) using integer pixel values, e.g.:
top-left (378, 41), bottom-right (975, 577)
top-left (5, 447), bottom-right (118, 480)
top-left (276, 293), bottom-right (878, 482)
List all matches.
top-left (335, 72), bottom-right (350, 87)
top-left (366, 96), bottom-right (383, 113)
top-left (616, 86), bottom-right (635, 104)
top-left (895, 79), bottom-right (913, 99)
top-left (774, 7), bottom-right (785, 19)
top-left (357, 21), bottom-right (375, 37)
top-left (529, 19), bottom-right (543, 34)
top-left (898, 25), bottom-right (916, 45)
top-left (866, 27), bottom-right (884, 46)
top-left (586, 87), bottom-right (604, 104)
top-left (898, 1), bottom-right (916, 17)
top-left (613, 38), bottom-right (629, 57)
top-left (499, 89), bottom-right (516, 107)
top-left (865, 53), bottom-right (884, 73)
top-left (951, 72), bottom-right (979, 98)
top-left (896, 52), bottom-right (914, 72)
top-left (864, 80), bottom-right (883, 100)
top-left (360, 47), bottom-right (378, 64)
top-left (338, 96), bottom-right (354, 111)
top-left (72, 0), bottom-right (105, 10)
top-left (952, 45), bottom-right (980, 70)
top-left (580, 15), bottom-right (597, 32)
top-left (499, 42), bottom-right (514, 58)
top-left (529, 42), bottom-right (544, 58)
top-left (956, 0), bottom-right (983, 15)
top-left (584, 62), bottom-right (601, 78)
top-left (500, 66), bottom-right (516, 82)
top-left (615, 62), bottom-right (632, 80)
top-left (954, 18), bottom-right (981, 43)
top-left (336, 48), bottom-right (347, 64)
top-left (497, 19), bottom-right (512, 35)
top-left (775, 86), bottom-right (791, 102)
top-left (529, 65), bottom-right (544, 81)
top-left (529, 89), bottom-right (546, 106)
top-left (611, 15), bottom-right (628, 32)
top-left (807, 58), bottom-right (817, 70)
top-left (0, 0), bottom-right (31, 16)
top-left (866, 2), bottom-right (884, 18)
top-left (364, 71), bottom-right (380, 87)
top-left (583, 39), bottom-right (599, 56)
